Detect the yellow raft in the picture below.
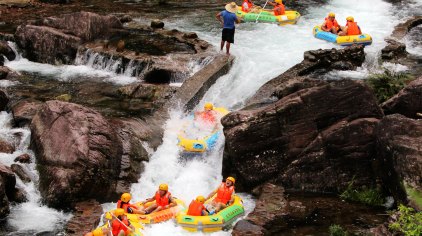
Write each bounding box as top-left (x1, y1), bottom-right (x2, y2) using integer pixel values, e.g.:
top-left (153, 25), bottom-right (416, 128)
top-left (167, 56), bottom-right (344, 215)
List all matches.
top-left (178, 107), bottom-right (229, 154)
top-left (236, 6), bottom-right (300, 25)
top-left (313, 25), bottom-right (372, 46)
top-left (91, 209), bottom-right (144, 236)
top-left (176, 195), bottom-right (245, 232)
top-left (130, 198), bottom-right (186, 224)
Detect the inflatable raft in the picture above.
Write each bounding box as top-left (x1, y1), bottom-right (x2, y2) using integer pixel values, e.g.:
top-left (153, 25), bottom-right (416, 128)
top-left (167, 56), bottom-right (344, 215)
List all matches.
top-left (236, 7), bottom-right (300, 25)
top-left (130, 198), bottom-right (186, 224)
top-left (91, 209), bottom-right (144, 236)
top-left (178, 107), bottom-right (229, 154)
top-left (313, 25), bottom-right (372, 46)
top-left (176, 195), bottom-right (245, 232)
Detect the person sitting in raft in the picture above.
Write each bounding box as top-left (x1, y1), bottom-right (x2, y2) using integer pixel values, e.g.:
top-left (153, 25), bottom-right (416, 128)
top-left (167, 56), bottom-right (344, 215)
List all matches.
top-left (338, 16), bottom-right (362, 36)
top-left (241, 0), bottom-right (254, 12)
top-left (205, 176), bottom-right (236, 213)
top-left (111, 208), bottom-right (135, 236)
top-left (117, 192), bottom-right (144, 214)
top-left (321, 12), bottom-right (341, 34)
top-left (194, 102), bottom-right (220, 131)
top-left (187, 195), bottom-right (208, 216)
top-left (140, 183), bottom-right (177, 214)
top-left (268, 0), bottom-right (285, 16)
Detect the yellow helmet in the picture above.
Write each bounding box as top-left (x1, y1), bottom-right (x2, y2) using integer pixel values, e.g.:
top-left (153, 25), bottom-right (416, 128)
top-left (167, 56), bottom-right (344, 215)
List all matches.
top-left (92, 228), bottom-right (104, 236)
top-left (196, 196), bottom-right (206, 203)
top-left (328, 12), bottom-right (335, 17)
top-left (226, 176), bottom-right (236, 184)
top-left (121, 192), bottom-right (131, 202)
top-left (204, 103), bottom-right (214, 110)
top-left (159, 183), bottom-right (168, 191)
top-left (114, 208), bottom-right (125, 217)
top-left (275, 0), bottom-right (282, 4)
top-left (346, 16), bottom-right (354, 22)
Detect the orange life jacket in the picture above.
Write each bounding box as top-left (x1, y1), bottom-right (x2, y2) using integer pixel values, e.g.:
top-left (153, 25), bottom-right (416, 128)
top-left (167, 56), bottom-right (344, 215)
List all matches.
top-left (116, 200), bottom-right (138, 213)
top-left (242, 0), bottom-right (253, 12)
top-left (111, 218), bottom-right (130, 236)
top-left (346, 21), bottom-right (361, 35)
top-left (324, 17), bottom-right (339, 31)
top-left (199, 111), bottom-right (217, 124)
top-left (215, 183), bottom-right (234, 204)
top-left (155, 191), bottom-right (171, 207)
top-left (273, 3), bottom-right (285, 16)
top-left (187, 200), bottom-right (206, 216)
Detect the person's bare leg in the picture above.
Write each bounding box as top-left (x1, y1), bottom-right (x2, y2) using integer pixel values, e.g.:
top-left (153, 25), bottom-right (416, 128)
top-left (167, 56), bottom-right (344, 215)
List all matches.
top-left (226, 42), bottom-right (231, 55)
top-left (220, 40), bottom-right (225, 51)
top-left (151, 205), bottom-right (164, 213)
top-left (143, 203), bottom-right (157, 214)
top-left (118, 230), bottom-right (125, 236)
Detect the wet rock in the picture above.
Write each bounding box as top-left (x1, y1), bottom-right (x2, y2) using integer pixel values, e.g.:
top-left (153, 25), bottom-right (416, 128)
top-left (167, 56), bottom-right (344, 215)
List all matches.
top-left (0, 90), bottom-right (9, 111)
top-left (55, 94), bottom-right (72, 102)
top-left (0, 0), bottom-right (31, 8)
top-left (233, 183), bottom-right (312, 235)
top-left (249, 45), bottom-right (365, 104)
top-left (11, 99), bottom-right (43, 126)
top-left (0, 66), bottom-right (10, 79)
top-left (222, 79), bottom-right (400, 197)
top-left (0, 164), bottom-right (16, 218)
top-left (151, 20), bottom-right (164, 29)
top-left (14, 153), bottom-right (32, 164)
top-left (376, 114), bottom-right (422, 192)
top-left (0, 139), bottom-right (15, 153)
top-left (30, 100), bottom-right (123, 208)
top-left (118, 15), bottom-right (132, 24)
top-left (10, 187), bottom-right (28, 203)
top-left (11, 164), bottom-right (31, 183)
top-left (116, 39), bottom-right (125, 52)
top-left (66, 200), bottom-right (102, 236)
top-left (183, 32), bottom-right (198, 39)
top-left (381, 39), bottom-right (407, 61)
top-left (391, 16), bottom-right (422, 40)
top-left (370, 224), bottom-right (395, 236)
top-left (382, 77), bottom-right (422, 119)
top-left (15, 12), bottom-right (123, 64)
top-left (0, 40), bottom-right (16, 61)
top-left (39, 0), bottom-right (70, 3)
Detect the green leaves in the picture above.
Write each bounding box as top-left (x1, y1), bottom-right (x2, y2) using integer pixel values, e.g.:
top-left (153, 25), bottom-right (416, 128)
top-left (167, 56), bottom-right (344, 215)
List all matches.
top-left (388, 204), bottom-right (422, 236)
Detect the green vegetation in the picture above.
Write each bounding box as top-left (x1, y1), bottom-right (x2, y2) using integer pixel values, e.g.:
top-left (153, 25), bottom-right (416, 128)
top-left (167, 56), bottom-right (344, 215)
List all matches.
top-left (329, 224), bottom-right (348, 236)
top-left (389, 204), bottom-right (422, 236)
top-left (364, 70), bottom-right (413, 103)
top-left (405, 184), bottom-right (422, 210)
top-left (340, 181), bottom-right (384, 206)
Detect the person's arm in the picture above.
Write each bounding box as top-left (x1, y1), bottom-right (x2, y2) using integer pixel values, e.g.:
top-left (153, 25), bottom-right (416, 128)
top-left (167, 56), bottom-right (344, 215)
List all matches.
top-left (216, 12), bottom-right (223, 26)
top-left (268, 1), bottom-right (276, 7)
top-left (206, 189), bottom-right (218, 200)
top-left (358, 26), bottom-right (362, 34)
top-left (235, 15), bottom-right (241, 24)
top-left (142, 195), bottom-right (155, 204)
top-left (321, 22), bottom-right (329, 31)
top-left (165, 196), bottom-right (177, 209)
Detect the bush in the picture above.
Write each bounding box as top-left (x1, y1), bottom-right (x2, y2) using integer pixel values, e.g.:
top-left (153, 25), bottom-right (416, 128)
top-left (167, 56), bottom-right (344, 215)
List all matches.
top-left (365, 70), bottom-right (413, 103)
top-left (340, 181), bottom-right (384, 206)
top-left (389, 204), bottom-right (422, 236)
top-left (404, 184), bottom-right (422, 211)
top-left (329, 224), bottom-right (347, 236)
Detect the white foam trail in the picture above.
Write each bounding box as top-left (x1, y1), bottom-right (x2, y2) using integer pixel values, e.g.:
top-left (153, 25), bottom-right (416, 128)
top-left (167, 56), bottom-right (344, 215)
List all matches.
top-left (0, 111), bottom-right (72, 233)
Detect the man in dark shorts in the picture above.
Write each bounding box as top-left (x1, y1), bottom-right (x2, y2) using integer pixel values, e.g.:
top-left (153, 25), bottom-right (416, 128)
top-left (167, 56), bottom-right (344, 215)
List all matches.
top-left (216, 2), bottom-right (241, 55)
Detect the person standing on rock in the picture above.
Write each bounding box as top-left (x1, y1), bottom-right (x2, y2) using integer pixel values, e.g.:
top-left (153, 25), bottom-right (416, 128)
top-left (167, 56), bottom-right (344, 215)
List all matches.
top-left (216, 2), bottom-right (241, 55)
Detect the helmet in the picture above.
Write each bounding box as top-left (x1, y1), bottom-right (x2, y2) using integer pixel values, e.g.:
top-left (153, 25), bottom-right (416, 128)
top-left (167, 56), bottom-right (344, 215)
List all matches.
top-left (275, 0), bottom-right (282, 4)
top-left (226, 176), bottom-right (236, 184)
top-left (92, 229), bottom-right (104, 236)
top-left (346, 16), bottom-right (354, 22)
top-left (121, 192), bottom-right (131, 202)
top-left (196, 196), bottom-right (206, 203)
top-left (159, 183), bottom-right (168, 191)
top-left (204, 103), bottom-right (214, 110)
top-left (328, 12), bottom-right (335, 17)
top-left (114, 208), bottom-right (125, 217)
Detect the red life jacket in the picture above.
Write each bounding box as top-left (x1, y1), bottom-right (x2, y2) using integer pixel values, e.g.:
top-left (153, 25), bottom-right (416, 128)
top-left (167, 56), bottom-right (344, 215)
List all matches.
top-left (155, 191), bottom-right (171, 207)
top-left (111, 218), bottom-right (130, 236)
top-left (242, 0), bottom-right (253, 12)
top-left (324, 17), bottom-right (339, 30)
top-left (187, 200), bottom-right (206, 216)
top-left (116, 200), bottom-right (138, 213)
top-left (199, 111), bottom-right (217, 124)
top-left (273, 3), bottom-right (285, 16)
top-left (346, 22), bottom-right (361, 35)
top-left (215, 183), bottom-right (234, 204)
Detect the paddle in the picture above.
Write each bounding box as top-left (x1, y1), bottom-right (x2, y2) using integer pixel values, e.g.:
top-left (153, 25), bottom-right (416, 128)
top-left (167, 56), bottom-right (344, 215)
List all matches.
top-left (255, 0), bottom-right (270, 23)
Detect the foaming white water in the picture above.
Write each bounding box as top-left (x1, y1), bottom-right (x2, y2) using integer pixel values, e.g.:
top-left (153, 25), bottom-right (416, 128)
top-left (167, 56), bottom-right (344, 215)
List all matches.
top-left (0, 112), bottom-right (71, 233)
top-left (5, 43), bottom-right (138, 85)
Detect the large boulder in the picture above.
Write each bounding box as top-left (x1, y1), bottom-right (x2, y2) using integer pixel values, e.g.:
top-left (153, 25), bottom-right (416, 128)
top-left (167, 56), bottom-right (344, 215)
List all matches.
top-left (30, 100), bottom-right (123, 208)
top-left (15, 12), bottom-right (123, 64)
top-left (11, 99), bottom-right (44, 126)
top-left (233, 183), bottom-right (311, 236)
top-left (66, 200), bottom-right (102, 236)
top-left (0, 164), bottom-right (17, 218)
top-left (376, 114), bottom-right (422, 192)
top-left (382, 77), bottom-right (422, 119)
top-left (222, 79), bottom-right (401, 197)
top-left (0, 41), bottom-right (16, 61)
